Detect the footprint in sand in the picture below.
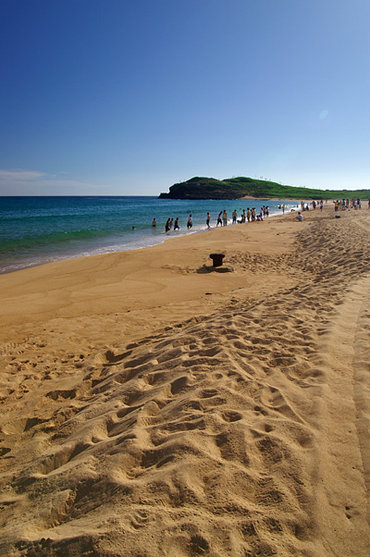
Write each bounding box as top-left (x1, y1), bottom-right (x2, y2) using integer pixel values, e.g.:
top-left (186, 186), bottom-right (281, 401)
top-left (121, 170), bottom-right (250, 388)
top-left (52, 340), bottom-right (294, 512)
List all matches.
top-left (220, 410), bottom-right (242, 422)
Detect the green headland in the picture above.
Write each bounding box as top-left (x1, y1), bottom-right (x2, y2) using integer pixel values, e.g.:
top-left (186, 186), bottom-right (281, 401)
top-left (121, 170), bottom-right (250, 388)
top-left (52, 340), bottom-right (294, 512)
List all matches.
top-left (159, 176), bottom-right (370, 200)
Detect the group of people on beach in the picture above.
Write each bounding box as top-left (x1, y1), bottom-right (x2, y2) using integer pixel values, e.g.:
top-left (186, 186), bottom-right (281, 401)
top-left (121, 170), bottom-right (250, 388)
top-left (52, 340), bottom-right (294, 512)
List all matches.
top-left (149, 198), bottom-right (368, 234)
top-left (153, 214), bottom-right (193, 233)
top-left (216, 206), bottom-right (269, 227)
top-left (153, 207), bottom-right (272, 234)
top-left (333, 198), bottom-right (363, 211)
top-left (162, 216), bottom-right (190, 232)
top-left (299, 200), bottom-right (323, 211)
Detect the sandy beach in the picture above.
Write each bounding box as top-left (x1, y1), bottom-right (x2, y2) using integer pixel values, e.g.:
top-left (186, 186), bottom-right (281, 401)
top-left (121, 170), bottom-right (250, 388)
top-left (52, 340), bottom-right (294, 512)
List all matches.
top-left (0, 205), bottom-right (369, 556)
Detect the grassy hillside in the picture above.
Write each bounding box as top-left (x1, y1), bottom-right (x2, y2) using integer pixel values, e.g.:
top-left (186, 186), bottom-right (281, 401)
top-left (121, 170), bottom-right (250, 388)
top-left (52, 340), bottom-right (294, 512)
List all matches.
top-left (159, 176), bottom-right (370, 200)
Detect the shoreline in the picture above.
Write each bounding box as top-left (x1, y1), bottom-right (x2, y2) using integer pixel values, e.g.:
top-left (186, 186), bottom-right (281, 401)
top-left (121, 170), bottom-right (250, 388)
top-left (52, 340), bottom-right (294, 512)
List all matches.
top-left (0, 203), bottom-right (298, 277)
top-left (0, 205), bottom-right (369, 556)
top-left (0, 209), bottom-right (298, 344)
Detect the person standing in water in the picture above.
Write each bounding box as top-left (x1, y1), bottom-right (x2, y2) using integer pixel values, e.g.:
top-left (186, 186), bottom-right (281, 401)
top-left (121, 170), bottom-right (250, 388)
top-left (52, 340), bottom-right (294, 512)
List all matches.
top-left (206, 212), bottom-right (211, 228)
top-left (152, 218), bottom-right (157, 227)
top-left (187, 214), bottom-right (193, 229)
top-left (165, 218), bottom-right (171, 233)
top-left (223, 210), bottom-right (228, 226)
top-left (216, 211), bottom-right (223, 226)
top-left (174, 217), bottom-right (180, 230)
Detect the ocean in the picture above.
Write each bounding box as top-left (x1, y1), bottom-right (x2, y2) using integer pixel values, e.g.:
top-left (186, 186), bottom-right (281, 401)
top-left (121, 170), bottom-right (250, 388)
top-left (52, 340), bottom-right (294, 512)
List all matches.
top-left (0, 196), bottom-right (299, 274)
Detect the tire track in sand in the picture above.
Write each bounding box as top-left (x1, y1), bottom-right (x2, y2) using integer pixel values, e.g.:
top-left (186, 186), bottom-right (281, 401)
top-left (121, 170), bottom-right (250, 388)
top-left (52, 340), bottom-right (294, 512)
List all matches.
top-left (313, 275), bottom-right (370, 556)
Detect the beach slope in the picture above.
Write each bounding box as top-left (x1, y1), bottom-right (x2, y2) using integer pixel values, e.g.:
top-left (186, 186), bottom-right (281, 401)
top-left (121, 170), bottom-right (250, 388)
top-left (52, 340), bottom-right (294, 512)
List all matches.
top-left (0, 207), bottom-right (369, 556)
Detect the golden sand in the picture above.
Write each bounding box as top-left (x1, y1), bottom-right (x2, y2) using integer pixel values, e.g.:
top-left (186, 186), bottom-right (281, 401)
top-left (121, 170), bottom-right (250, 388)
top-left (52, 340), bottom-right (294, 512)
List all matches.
top-left (0, 206), bottom-right (369, 556)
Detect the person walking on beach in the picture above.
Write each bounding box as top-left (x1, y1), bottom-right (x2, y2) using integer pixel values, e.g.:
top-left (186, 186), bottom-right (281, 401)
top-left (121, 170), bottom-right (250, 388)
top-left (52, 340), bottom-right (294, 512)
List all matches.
top-left (223, 210), bottom-right (228, 226)
top-left (187, 214), bottom-right (193, 230)
top-left (174, 217), bottom-right (180, 231)
top-left (206, 212), bottom-right (211, 229)
top-left (217, 211), bottom-right (223, 226)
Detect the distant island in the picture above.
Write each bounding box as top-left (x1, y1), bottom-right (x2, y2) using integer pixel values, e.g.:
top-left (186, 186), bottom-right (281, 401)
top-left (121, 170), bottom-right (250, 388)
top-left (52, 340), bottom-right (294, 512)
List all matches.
top-left (159, 176), bottom-right (370, 200)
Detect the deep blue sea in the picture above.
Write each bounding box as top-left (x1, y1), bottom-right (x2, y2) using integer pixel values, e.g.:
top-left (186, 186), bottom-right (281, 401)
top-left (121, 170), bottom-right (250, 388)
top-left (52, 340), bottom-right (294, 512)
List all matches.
top-left (0, 196), bottom-right (300, 274)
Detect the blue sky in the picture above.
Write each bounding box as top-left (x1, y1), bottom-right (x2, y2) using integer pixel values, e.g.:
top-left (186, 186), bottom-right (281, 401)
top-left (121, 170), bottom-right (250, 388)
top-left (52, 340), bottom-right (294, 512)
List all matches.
top-left (0, 0), bottom-right (369, 195)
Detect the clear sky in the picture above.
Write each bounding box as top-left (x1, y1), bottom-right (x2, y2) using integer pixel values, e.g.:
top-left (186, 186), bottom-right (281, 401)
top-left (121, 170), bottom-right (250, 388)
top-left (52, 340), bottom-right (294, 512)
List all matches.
top-left (1, 0), bottom-right (369, 195)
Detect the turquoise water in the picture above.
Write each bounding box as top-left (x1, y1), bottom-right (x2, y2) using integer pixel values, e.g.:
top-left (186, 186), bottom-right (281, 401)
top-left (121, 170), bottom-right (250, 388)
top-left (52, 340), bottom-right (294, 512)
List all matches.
top-left (0, 196), bottom-right (299, 274)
